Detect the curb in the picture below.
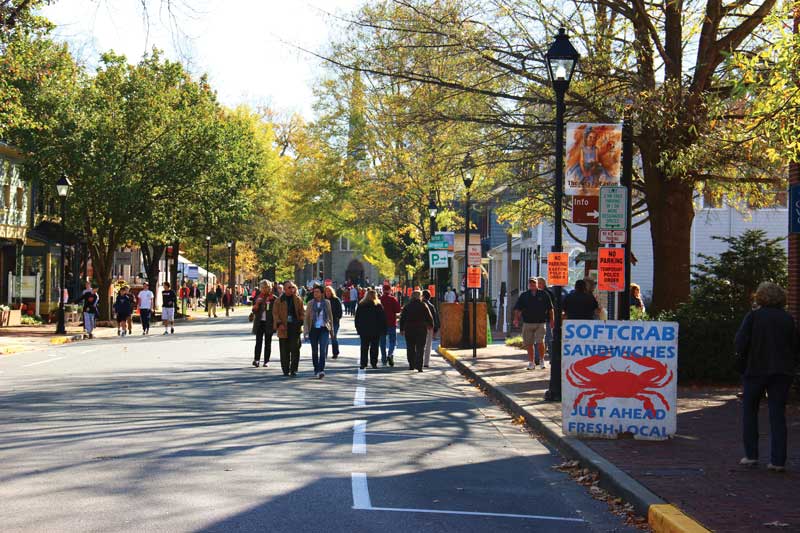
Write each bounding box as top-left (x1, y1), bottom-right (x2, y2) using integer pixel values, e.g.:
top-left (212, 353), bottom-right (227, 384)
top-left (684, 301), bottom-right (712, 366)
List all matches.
top-left (438, 347), bottom-right (710, 533)
top-left (50, 333), bottom-right (86, 345)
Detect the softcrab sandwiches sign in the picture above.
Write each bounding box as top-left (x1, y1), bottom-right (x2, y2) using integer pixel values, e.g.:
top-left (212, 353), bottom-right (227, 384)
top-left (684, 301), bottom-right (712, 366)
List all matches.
top-left (561, 320), bottom-right (678, 441)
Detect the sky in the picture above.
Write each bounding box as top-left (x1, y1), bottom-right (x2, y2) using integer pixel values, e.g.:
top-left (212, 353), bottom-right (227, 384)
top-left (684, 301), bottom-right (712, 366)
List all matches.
top-left (40, 0), bottom-right (364, 118)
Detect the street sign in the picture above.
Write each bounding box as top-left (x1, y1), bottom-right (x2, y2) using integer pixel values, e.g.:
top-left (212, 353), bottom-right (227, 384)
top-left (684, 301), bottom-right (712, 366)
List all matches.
top-left (428, 238), bottom-right (448, 250)
top-left (600, 186), bottom-right (627, 231)
top-left (600, 229), bottom-right (627, 244)
top-left (468, 244), bottom-right (481, 266)
top-left (790, 184), bottom-right (800, 234)
top-left (467, 266), bottom-right (482, 289)
top-left (598, 247), bottom-right (625, 292)
top-left (187, 265), bottom-right (199, 280)
top-left (572, 196), bottom-right (600, 225)
top-left (434, 231), bottom-right (455, 252)
top-left (547, 252), bottom-right (570, 286)
top-left (429, 250), bottom-right (448, 269)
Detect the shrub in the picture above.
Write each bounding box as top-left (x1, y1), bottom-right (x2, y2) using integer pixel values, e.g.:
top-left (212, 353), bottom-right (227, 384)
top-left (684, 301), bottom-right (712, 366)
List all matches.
top-left (505, 335), bottom-right (524, 349)
top-left (665, 230), bottom-right (788, 383)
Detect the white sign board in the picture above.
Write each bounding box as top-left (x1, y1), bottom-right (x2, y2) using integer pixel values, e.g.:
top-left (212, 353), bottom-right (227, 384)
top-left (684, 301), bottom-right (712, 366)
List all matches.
top-left (429, 250), bottom-right (448, 269)
top-left (600, 186), bottom-right (627, 230)
top-left (562, 320), bottom-right (678, 441)
top-left (599, 229), bottom-right (626, 244)
top-left (467, 244), bottom-right (481, 266)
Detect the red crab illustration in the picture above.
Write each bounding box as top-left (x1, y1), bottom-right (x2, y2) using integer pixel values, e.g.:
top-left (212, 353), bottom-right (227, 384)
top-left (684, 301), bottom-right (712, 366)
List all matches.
top-left (566, 355), bottom-right (673, 417)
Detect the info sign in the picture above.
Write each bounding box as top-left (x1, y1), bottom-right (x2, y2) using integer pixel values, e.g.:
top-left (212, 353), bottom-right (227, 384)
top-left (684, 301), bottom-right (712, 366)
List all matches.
top-left (790, 184), bottom-right (800, 234)
top-left (598, 247), bottom-right (625, 291)
top-left (600, 186), bottom-right (627, 231)
top-left (562, 320), bottom-right (679, 440)
top-left (572, 195), bottom-right (600, 225)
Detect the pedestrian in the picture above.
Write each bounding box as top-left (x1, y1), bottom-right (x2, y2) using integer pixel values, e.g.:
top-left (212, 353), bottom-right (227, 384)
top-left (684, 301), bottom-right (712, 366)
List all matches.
top-left (113, 286), bottom-right (133, 337)
top-left (399, 290), bottom-right (434, 372)
top-left (138, 281), bottom-right (155, 335)
top-left (222, 287), bottom-right (234, 317)
top-left (274, 283), bottom-right (284, 300)
top-left (303, 285), bottom-right (333, 379)
top-left (512, 277), bottom-right (554, 370)
top-left (205, 287), bottom-right (218, 317)
top-left (349, 284), bottom-right (358, 315)
top-left (251, 280), bottom-right (276, 368)
top-left (444, 287), bottom-right (457, 303)
top-left (537, 276), bottom-right (555, 362)
top-left (180, 282), bottom-right (189, 314)
top-left (421, 290), bottom-right (440, 368)
top-left (355, 289), bottom-right (386, 370)
top-left (342, 285), bottom-right (351, 316)
top-left (189, 282), bottom-right (200, 311)
top-left (77, 284), bottom-right (99, 338)
top-left (379, 284), bottom-right (402, 366)
top-left (734, 282), bottom-right (800, 472)
top-left (215, 284), bottom-right (223, 308)
top-left (273, 281), bottom-right (305, 377)
top-left (125, 287), bottom-right (136, 335)
top-left (630, 283), bottom-right (646, 314)
top-left (563, 279), bottom-right (599, 320)
top-left (161, 281), bottom-right (177, 334)
top-left (324, 285), bottom-right (343, 359)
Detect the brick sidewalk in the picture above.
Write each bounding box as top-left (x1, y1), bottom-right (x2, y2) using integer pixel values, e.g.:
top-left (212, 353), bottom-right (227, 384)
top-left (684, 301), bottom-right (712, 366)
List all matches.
top-left (442, 344), bottom-right (800, 533)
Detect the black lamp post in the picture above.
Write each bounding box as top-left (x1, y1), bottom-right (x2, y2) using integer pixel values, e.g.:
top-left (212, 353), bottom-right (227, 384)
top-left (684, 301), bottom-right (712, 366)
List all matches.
top-left (55, 175), bottom-right (71, 335)
top-left (227, 241), bottom-right (233, 288)
top-left (205, 235), bottom-right (211, 295)
top-left (459, 154), bottom-right (475, 350)
top-left (429, 194), bottom-right (438, 304)
top-left (544, 27), bottom-right (579, 402)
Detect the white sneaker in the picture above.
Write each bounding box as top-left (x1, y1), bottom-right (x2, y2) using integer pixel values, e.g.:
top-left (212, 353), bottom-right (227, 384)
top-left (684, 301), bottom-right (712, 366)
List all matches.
top-left (739, 457), bottom-right (758, 467)
top-left (540, 364), bottom-right (547, 370)
top-left (263, 362), bottom-right (269, 368)
top-left (526, 362), bottom-right (535, 370)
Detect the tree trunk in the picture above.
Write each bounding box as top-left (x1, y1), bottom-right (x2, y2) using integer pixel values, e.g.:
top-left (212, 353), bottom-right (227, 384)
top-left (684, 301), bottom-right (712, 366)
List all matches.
top-left (88, 240), bottom-right (117, 322)
top-left (169, 240), bottom-right (179, 289)
top-left (140, 242), bottom-right (165, 291)
top-left (646, 176), bottom-right (695, 314)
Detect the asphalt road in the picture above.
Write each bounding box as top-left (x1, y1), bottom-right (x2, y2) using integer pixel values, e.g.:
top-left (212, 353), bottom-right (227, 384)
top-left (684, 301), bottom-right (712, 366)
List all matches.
top-left (0, 314), bottom-right (636, 532)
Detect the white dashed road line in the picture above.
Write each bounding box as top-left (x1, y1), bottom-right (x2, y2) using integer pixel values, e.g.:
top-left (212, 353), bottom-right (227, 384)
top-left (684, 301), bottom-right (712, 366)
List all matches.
top-left (357, 368), bottom-right (366, 380)
top-left (352, 420), bottom-right (367, 454)
top-left (24, 356), bottom-right (66, 367)
top-left (354, 386), bottom-right (366, 407)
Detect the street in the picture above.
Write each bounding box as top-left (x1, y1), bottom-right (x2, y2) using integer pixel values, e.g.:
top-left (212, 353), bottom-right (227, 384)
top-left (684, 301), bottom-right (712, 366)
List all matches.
top-left (1, 315), bottom-right (634, 532)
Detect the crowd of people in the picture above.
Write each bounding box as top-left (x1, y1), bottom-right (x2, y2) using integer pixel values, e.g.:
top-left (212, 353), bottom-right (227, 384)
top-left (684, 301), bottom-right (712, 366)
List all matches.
top-left (249, 280), bottom-right (440, 378)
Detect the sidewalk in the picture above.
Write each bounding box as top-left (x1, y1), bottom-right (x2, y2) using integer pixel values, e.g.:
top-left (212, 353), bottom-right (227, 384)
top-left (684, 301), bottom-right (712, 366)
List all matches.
top-left (0, 324), bottom-right (119, 354)
top-left (439, 344), bottom-right (800, 533)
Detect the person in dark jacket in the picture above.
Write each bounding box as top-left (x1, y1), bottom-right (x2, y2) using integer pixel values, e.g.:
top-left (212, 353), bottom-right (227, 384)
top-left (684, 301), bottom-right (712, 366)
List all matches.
top-left (77, 285), bottom-right (100, 338)
top-left (222, 287), bottom-right (235, 316)
top-left (400, 290), bottom-right (434, 372)
top-left (355, 289), bottom-right (386, 369)
top-left (563, 279), bottom-right (599, 320)
top-left (113, 286), bottom-right (133, 337)
top-left (324, 285), bottom-right (343, 359)
top-left (251, 280), bottom-right (276, 368)
top-left (734, 282), bottom-right (800, 472)
top-left (421, 290), bottom-right (440, 368)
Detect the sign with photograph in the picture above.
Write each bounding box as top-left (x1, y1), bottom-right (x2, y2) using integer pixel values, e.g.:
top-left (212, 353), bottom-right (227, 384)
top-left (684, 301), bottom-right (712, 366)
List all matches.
top-left (565, 123), bottom-right (622, 196)
top-left (562, 320), bottom-right (678, 440)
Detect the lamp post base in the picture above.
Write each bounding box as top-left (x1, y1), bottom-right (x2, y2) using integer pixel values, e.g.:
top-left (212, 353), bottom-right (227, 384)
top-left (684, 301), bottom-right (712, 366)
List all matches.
top-left (544, 390), bottom-right (561, 402)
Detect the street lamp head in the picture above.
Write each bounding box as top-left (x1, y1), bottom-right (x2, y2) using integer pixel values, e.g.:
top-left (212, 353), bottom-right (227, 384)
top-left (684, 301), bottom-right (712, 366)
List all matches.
top-left (227, 241), bottom-right (232, 248)
top-left (206, 235), bottom-right (211, 242)
top-left (428, 196), bottom-right (438, 218)
top-left (460, 153), bottom-right (475, 189)
top-left (545, 28), bottom-right (580, 90)
top-left (56, 174), bottom-right (72, 197)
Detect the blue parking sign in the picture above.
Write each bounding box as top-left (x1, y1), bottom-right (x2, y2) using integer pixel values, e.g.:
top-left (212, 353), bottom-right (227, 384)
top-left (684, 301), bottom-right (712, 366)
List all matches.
top-left (791, 184), bottom-right (800, 234)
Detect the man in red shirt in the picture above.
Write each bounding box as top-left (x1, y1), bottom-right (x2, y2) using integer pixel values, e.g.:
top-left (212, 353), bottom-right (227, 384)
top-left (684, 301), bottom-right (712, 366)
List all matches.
top-left (379, 284), bottom-right (402, 366)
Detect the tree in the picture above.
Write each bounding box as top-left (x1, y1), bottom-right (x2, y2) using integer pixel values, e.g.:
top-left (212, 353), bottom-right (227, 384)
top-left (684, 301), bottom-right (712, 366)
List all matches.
top-left (314, 0), bottom-right (781, 311)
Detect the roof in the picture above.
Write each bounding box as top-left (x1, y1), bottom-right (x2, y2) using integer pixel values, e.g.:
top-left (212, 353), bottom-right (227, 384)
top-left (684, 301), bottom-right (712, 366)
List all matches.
top-left (27, 221), bottom-right (80, 245)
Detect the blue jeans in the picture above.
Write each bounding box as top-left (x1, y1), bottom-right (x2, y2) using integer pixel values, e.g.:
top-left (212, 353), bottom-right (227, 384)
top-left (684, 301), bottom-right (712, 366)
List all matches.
top-left (742, 374), bottom-right (792, 466)
top-left (309, 327), bottom-right (330, 374)
top-left (380, 327), bottom-right (397, 364)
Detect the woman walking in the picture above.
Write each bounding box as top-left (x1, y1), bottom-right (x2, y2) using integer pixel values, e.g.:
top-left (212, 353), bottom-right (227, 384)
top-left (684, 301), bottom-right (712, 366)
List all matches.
top-left (355, 289), bottom-right (386, 370)
top-left (251, 280), bottom-right (276, 368)
top-left (273, 281), bottom-right (305, 377)
top-left (399, 290), bottom-right (433, 372)
top-left (324, 285), bottom-right (343, 359)
top-left (734, 282), bottom-right (800, 472)
top-left (303, 286), bottom-right (333, 379)
top-left (77, 285), bottom-right (100, 338)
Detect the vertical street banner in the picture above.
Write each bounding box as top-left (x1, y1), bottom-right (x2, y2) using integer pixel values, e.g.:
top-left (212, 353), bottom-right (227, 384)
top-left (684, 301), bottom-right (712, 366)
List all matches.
top-left (547, 252), bottom-right (570, 286)
top-left (790, 184), bottom-right (800, 234)
top-left (598, 247), bottom-right (625, 291)
top-left (562, 320), bottom-right (679, 440)
top-left (565, 123), bottom-right (622, 196)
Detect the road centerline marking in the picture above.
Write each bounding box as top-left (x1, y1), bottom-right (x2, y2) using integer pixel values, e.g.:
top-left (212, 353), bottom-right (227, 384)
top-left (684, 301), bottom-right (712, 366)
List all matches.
top-left (354, 386), bottom-right (366, 407)
top-left (357, 368), bottom-right (366, 381)
top-left (352, 420), bottom-right (366, 454)
top-left (351, 473), bottom-right (372, 509)
top-left (24, 356), bottom-right (66, 367)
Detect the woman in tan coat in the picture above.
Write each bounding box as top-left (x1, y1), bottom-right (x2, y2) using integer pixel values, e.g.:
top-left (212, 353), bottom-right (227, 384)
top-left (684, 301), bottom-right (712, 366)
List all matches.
top-left (272, 281), bottom-right (305, 377)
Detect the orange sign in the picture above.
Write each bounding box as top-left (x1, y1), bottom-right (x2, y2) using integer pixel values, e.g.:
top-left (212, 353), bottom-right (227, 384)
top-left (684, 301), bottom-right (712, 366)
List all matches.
top-left (428, 284), bottom-right (436, 297)
top-left (466, 267), bottom-right (481, 289)
top-left (406, 287), bottom-right (412, 297)
top-left (547, 252), bottom-right (570, 286)
top-left (598, 247), bottom-right (625, 292)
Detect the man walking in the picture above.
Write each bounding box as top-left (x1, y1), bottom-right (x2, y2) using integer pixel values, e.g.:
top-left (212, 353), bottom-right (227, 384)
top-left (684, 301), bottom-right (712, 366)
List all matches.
top-left (379, 284), bottom-right (402, 366)
top-left (161, 281), bottom-right (177, 335)
top-left (421, 289), bottom-right (440, 368)
top-left (206, 288), bottom-right (218, 318)
top-left (77, 285), bottom-right (99, 338)
top-left (274, 281), bottom-right (304, 377)
top-left (138, 282), bottom-right (154, 335)
top-left (513, 277), bottom-right (554, 370)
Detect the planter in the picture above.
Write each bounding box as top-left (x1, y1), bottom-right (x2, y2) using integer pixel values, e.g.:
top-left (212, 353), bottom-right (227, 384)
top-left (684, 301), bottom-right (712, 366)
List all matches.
top-left (6, 309), bottom-right (22, 327)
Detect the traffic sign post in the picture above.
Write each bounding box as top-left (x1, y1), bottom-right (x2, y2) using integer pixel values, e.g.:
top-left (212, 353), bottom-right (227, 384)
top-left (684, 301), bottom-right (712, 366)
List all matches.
top-left (468, 244), bottom-right (481, 266)
top-left (572, 195), bottom-right (600, 225)
top-left (598, 247), bottom-right (625, 292)
top-left (429, 250), bottom-right (448, 269)
top-left (600, 186), bottom-right (627, 231)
